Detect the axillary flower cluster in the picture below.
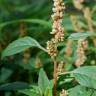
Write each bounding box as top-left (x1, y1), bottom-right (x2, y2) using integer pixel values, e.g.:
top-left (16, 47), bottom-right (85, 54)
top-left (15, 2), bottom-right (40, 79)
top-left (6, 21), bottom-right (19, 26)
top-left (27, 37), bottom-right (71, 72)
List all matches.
top-left (47, 0), bottom-right (65, 58)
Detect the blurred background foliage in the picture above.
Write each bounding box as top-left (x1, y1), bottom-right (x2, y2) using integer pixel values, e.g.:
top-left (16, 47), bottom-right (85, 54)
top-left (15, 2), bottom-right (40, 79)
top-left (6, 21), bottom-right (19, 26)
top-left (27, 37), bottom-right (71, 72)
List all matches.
top-left (0, 0), bottom-right (96, 96)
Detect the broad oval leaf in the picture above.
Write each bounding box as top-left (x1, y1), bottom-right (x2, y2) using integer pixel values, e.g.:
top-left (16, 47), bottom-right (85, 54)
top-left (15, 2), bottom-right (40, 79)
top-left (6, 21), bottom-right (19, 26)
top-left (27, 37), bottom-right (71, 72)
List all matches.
top-left (68, 32), bottom-right (95, 40)
top-left (2, 36), bottom-right (47, 58)
top-left (38, 68), bottom-right (50, 93)
top-left (72, 66), bottom-right (96, 89)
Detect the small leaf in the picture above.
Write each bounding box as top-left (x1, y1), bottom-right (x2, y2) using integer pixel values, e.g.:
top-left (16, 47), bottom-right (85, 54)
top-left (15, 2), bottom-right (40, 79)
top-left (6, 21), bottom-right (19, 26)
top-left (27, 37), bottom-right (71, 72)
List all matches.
top-left (38, 68), bottom-right (50, 93)
top-left (19, 86), bottom-right (42, 96)
top-left (0, 82), bottom-right (29, 91)
top-left (68, 85), bottom-right (95, 96)
top-left (68, 32), bottom-right (95, 40)
top-left (44, 80), bottom-right (53, 96)
top-left (44, 88), bottom-right (53, 96)
top-left (2, 36), bottom-right (46, 58)
top-left (19, 89), bottom-right (39, 96)
top-left (72, 66), bottom-right (96, 89)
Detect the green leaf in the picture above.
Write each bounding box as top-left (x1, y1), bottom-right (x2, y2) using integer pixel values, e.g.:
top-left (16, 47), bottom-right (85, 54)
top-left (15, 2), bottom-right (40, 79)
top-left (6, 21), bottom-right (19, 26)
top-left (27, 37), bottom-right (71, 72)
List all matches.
top-left (72, 66), bottom-right (96, 89)
top-left (0, 82), bottom-right (29, 91)
top-left (44, 80), bottom-right (53, 96)
top-left (2, 36), bottom-right (46, 58)
top-left (38, 68), bottom-right (50, 93)
top-left (68, 32), bottom-right (95, 40)
top-left (44, 88), bottom-right (53, 96)
top-left (68, 85), bottom-right (95, 96)
top-left (19, 86), bottom-right (41, 96)
top-left (19, 89), bottom-right (39, 96)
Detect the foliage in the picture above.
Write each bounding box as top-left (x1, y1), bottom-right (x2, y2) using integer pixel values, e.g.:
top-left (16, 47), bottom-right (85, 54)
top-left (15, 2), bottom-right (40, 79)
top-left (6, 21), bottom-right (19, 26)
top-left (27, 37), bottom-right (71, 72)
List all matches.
top-left (0, 0), bottom-right (96, 96)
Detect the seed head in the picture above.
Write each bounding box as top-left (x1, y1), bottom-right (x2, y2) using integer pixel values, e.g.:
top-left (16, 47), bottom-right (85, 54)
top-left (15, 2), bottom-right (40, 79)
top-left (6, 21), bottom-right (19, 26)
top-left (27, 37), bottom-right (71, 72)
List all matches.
top-left (46, 39), bottom-right (58, 58)
top-left (51, 0), bottom-right (65, 43)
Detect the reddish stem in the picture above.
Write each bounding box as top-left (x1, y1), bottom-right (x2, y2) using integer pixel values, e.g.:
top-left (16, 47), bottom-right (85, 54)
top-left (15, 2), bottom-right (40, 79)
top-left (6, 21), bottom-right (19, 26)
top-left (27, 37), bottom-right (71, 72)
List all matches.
top-left (53, 58), bottom-right (58, 96)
